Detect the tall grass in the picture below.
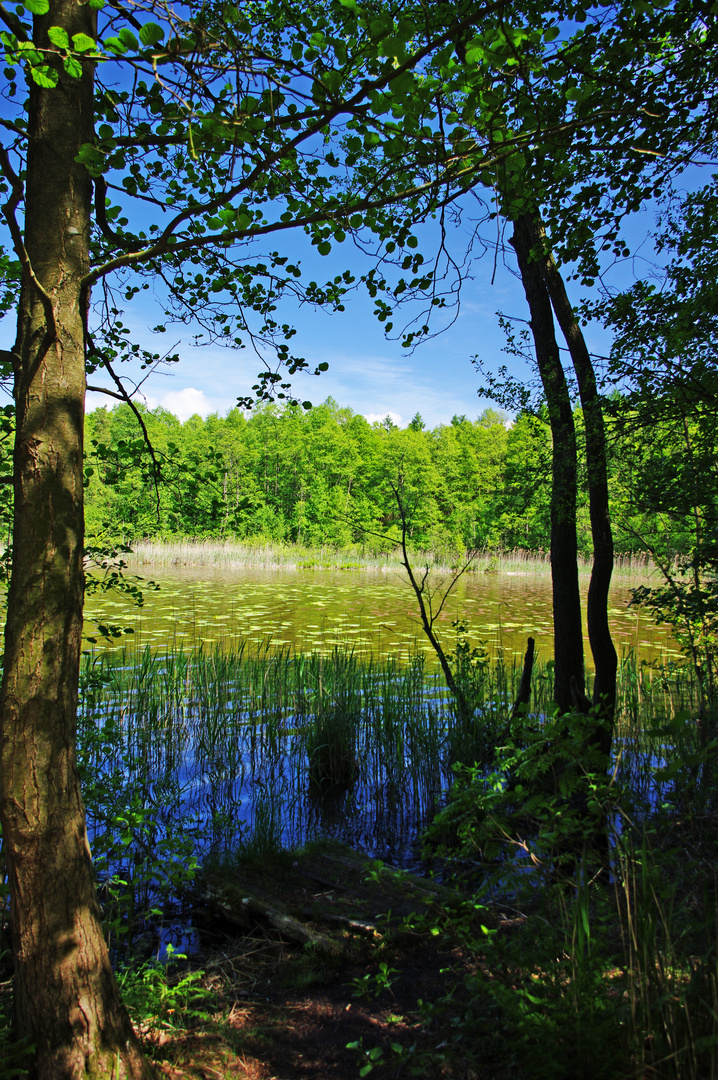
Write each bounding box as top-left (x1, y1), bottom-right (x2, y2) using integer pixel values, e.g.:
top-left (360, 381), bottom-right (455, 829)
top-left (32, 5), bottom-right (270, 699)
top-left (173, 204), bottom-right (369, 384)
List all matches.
top-left (123, 538), bottom-right (656, 582)
top-left (78, 641), bottom-right (701, 933)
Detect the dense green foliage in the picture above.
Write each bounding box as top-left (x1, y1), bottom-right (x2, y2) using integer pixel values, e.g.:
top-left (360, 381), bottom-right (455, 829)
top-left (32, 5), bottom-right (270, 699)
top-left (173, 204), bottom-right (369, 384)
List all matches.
top-left (83, 392), bottom-right (706, 562)
top-left (81, 397), bottom-right (596, 552)
top-left (84, 400), bottom-right (523, 549)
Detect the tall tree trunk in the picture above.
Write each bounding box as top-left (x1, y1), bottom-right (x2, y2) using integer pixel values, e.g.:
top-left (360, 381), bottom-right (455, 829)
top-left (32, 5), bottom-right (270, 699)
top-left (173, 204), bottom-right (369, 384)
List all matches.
top-left (0, 2), bottom-right (151, 1076)
top-left (524, 214), bottom-right (618, 754)
top-left (511, 213), bottom-right (584, 713)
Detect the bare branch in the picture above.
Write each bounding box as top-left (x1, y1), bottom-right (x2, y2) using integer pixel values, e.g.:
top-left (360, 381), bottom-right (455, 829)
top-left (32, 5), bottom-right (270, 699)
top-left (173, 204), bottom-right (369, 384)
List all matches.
top-left (86, 333), bottom-right (163, 520)
top-left (0, 3), bottom-right (29, 41)
top-left (86, 383), bottom-right (127, 401)
top-left (94, 176), bottom-right (143, 252)
top-left (0, 144), bottom-right (57, 377)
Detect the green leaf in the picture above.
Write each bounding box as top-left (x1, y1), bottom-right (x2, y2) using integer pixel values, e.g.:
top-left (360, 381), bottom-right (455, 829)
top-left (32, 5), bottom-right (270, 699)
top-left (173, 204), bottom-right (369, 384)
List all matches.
top-left (75, 143), bottom-right (106, 175)
top-left (139, 22), bottom-right (164, 47)
top-left (47, 26), bottom-right (70, 49)
top-left (103, 36), bottom-right (127, 55)
top-left (71, 33), bottom-right (97, 52)
top-left (339, 0), bottom-right (358, 8)
top-left (21, 0), bottom-right (49, 13)
top-left (118, 28), bottom-right (139, 51)
top-left (543, 25), bottom-right (560, 42)
top-left (63, 54), bottom-right (82, 78)
top-left (317, 241), bottom-right (332, 255)
top-left (29, 64), bottom-right (58, 88)
top-left (464, 41), bottom-right (486, 64)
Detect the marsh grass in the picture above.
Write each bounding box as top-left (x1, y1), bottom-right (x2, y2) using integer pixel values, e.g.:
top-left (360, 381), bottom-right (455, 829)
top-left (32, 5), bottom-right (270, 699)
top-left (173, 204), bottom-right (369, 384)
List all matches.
top-left (72, 634), bottom-right (718, 1077)
top-left (77, 638), bottom-right (704, 957)
top-left (306, 701), bottom-right (361, 788)
top-left (123, 538), bottom-right (655, 582)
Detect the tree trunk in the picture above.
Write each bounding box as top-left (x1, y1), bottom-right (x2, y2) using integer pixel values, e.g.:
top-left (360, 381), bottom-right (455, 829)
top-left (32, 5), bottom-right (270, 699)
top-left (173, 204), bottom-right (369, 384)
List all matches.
top-left (0, 3), bottom-right (151, 1076)
top-left (524, 214), bottom-right (618, 753)
top-left (511, 214), bottom-right (584, 713)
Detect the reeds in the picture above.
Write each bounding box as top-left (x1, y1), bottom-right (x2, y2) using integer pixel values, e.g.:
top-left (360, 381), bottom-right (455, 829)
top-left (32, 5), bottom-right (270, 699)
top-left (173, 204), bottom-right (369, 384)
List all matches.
top-left (122, 538), bottom-right (656, 583)
top-left (76, 640), bottom-right (531, 945)
top-left (77, 641), bottom-right (705, 959)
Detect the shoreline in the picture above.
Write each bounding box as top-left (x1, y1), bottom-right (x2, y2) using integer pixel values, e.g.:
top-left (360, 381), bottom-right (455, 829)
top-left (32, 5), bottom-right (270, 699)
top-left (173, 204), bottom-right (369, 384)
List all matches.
top-left (123, 537), bottom-right (656, 583)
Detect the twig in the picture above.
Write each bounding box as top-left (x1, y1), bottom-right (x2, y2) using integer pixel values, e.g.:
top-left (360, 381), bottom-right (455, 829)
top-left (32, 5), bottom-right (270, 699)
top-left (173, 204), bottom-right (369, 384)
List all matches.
top-left (85, 333), bottom-right (163, 520)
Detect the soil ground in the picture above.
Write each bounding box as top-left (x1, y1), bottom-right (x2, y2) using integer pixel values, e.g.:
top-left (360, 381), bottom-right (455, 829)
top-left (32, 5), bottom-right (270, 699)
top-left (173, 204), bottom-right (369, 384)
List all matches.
top-left (142, 843), bottom-right (508, 1080)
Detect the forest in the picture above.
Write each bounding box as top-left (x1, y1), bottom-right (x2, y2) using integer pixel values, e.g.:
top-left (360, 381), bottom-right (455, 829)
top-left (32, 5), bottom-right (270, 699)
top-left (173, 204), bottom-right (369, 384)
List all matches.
top-left (82, 390), bottom-right (709, 564)
top-left (0, 0), bottom-right (716, 1078)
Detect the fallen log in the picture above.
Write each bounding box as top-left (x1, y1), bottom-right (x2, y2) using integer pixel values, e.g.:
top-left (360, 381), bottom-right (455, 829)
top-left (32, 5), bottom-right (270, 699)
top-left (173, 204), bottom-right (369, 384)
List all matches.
top-left (299, 907), bottom-right (381, 938)
top-left (309, 848), bottom-right (463, 910)
top-left (202, 877), bottom-right (343, 957)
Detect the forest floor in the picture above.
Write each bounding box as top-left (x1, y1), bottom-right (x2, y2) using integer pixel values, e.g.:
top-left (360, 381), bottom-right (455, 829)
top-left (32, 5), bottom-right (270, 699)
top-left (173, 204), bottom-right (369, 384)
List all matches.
top-left (137, 843), bottom-right (511, 1080)
top-left (146, 927), bottom-right (492, 1080)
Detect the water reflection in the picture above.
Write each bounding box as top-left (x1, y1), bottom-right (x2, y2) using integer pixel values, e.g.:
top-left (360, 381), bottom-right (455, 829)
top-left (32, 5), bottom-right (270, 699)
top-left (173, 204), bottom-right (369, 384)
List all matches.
top-left (85, 564), bottom-right (678, 667)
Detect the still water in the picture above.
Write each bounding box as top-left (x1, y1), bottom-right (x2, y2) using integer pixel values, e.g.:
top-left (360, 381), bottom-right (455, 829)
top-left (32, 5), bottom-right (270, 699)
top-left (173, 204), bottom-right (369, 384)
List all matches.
top-left (85, 562), bottom-right (679, 665)
top-left (79, 564), bottom-right (684, 952)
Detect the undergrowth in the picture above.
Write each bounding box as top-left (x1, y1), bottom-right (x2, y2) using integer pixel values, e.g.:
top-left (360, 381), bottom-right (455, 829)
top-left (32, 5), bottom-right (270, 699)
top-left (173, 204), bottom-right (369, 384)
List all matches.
top-left (0, 646), bottom-right (712, 1078)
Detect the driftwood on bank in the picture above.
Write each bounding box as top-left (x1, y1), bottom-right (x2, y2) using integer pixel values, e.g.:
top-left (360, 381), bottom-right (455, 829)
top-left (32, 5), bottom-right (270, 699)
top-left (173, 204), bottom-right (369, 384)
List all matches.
top-left (199, 843), bottom-right (469, 953)
top-left (306, 846), bottom-right (463, 912)
top-left (202, 875), bottom-right (343, 956)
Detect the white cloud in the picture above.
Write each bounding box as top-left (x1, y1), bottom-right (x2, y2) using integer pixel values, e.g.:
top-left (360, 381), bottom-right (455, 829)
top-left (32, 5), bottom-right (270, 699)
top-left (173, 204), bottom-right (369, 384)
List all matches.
top-left (364, 410), bottom-right (403, 427)
top-left (157, 387), bottom-right (213, 421)
top-left (86, 385), bottom-right (216, 423)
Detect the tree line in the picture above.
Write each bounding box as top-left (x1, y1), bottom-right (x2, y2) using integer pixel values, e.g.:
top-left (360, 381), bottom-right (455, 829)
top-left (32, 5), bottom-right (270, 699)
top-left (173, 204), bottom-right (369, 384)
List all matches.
top-left (82, 392), bottom-right (708, 565)
top-left (84, 400), bottom-right (546, 551)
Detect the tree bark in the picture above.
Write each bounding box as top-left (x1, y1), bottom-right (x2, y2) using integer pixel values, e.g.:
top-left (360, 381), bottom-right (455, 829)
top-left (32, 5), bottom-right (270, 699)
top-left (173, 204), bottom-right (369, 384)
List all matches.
top-left (0, 2), bottom-right (152, 1076)
top-left (511, 213), bottom-right (585, 713)
top-left (511, 636), bottom-right (535, 721)
top-left (523, 214), bottom-right (618, 753)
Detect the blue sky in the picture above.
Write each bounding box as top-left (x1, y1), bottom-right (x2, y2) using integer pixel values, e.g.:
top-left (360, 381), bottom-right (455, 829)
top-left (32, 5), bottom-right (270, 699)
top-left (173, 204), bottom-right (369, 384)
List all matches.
top-left (83, 162), bottom-right (705, 429)
top-left (87, 253), bottom-right (524, 427)
top-left (85, 209), bottom-right (624, 428)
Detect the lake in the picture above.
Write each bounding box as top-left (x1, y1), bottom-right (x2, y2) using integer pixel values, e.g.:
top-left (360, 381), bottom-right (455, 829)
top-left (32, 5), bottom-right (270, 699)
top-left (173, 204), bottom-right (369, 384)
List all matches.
top-left (84, 561), bottom-right (680, 666)
top-left (78, 560), bottom-right (689, 953)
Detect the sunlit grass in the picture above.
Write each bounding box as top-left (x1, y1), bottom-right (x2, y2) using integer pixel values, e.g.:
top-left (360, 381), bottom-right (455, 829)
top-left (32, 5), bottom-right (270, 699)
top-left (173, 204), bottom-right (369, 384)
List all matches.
top-left (123, 538), bottom-right (656, 583)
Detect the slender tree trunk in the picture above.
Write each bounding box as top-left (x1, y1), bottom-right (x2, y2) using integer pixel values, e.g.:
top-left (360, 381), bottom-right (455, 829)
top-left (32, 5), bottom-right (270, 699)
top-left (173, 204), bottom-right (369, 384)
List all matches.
top-left (511, 213), bottom-right (584, 713)
top-left (524, 214), bottom-right (618, 752)
top-left (0, 3), bottom-right (151, 1076)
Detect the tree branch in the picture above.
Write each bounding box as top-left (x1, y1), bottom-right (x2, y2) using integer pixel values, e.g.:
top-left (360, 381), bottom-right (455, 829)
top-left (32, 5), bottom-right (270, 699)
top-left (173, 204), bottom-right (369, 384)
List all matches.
top-left (94, 176), bottom-right (144, 252)
top-left (0, 3), bottom-right (29, 41)
top-left (85, 334), bottom-right (163, 520)
top-left (0, 144), bottom-right (56, 377)
top-left (86, 383), bottom-right (127, 401)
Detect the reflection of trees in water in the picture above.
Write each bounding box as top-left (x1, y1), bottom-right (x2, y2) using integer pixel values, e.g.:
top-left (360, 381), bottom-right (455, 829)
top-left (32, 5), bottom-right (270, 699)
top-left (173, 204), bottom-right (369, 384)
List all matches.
top-left (83, 565), bottom-right (678, 669)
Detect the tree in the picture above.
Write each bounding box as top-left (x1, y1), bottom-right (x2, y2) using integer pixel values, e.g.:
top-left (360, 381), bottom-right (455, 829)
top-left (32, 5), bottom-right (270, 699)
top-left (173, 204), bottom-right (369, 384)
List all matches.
top-left (0, 1), bottom-right (513, 1072)
top-left (598, 180), bottom-right (718, 729)
top-left (413, 0), bottom-right (717, 733)
top-left (506, 205), bottom-right (617, 755)
top-left (511, 211), bottom-right (586, 715)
